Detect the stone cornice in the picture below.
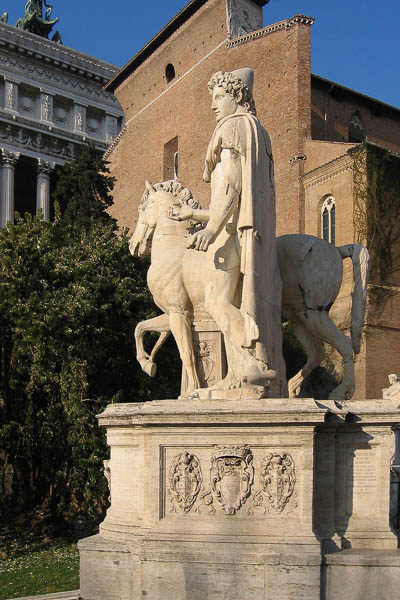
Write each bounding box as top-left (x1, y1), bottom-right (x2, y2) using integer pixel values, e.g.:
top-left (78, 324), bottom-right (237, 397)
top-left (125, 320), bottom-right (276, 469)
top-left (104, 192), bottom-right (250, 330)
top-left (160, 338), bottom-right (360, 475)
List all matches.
top-left (0, 50), bottom-right (119, 106)
top-left (303, 153), bottom-right (353, 189)
top-left (0, 112), bottom-right (108, 163)
top-left (104, 126), bottom-right (127, 159)
top-left (226, 14), bottom-right (314, 48)
top-left (0, 21), bottom-right (118, 84)
top-left (0, 109), bottom-right (108, 146)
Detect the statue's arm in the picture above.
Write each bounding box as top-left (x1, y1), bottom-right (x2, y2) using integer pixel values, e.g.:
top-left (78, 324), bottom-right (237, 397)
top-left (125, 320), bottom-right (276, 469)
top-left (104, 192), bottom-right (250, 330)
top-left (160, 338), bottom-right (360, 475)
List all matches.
top-left (188, 148), bottom-right (241, 252)
top-left (168, 204), bottom-right (210, 223)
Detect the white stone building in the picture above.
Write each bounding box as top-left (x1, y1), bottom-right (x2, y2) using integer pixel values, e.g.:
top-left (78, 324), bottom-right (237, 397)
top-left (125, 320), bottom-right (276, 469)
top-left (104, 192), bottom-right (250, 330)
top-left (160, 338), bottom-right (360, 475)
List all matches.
top-left (0, 20), bottom-right (123, 225)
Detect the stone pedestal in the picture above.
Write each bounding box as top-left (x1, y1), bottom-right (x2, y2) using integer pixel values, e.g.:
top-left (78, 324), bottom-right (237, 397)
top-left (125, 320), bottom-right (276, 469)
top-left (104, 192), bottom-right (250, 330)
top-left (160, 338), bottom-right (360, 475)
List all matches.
top-left (78, 398), bottom-right (399, 600)
top-left (181, 320), bottom-right (227, 393)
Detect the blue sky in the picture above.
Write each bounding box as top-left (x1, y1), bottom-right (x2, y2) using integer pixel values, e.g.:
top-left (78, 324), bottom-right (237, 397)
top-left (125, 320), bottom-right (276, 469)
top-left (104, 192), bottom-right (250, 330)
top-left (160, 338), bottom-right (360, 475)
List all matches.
top-left (4, 1), bottom-right (399, 107)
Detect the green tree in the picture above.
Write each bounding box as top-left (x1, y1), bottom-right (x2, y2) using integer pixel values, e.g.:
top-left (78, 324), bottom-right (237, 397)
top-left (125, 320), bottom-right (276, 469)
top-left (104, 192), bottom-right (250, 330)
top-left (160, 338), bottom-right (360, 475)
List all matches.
top-left (52, 144), bottom-right (116, 230)
top-left (0, 146), bottom-right (180, 532)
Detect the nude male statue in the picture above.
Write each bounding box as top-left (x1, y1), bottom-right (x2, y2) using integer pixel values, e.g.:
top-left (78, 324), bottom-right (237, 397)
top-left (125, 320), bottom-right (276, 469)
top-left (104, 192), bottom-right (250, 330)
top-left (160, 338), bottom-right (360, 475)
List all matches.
top-left (170, 68), bottom-right (286, 396)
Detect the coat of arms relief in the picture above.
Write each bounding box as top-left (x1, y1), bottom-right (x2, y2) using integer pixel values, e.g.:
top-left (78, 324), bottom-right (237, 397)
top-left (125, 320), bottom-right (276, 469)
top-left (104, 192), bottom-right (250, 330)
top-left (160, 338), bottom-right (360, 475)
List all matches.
top-left (167, 446), bottom-right (296, 517)
top-left (168, 451), bottom-right (203, 514)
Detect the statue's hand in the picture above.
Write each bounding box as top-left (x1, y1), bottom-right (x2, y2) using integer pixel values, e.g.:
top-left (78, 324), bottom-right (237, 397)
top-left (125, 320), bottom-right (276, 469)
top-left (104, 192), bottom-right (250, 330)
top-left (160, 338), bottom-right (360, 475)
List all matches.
top-left (168, 204), bottom-right (193, 221)
top-left (187, 227), bottom-right (215, 252)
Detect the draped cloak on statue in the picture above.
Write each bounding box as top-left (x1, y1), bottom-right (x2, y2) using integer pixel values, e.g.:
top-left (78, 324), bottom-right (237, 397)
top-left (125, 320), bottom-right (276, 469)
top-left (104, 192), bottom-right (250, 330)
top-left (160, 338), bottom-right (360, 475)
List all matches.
top-left (203, 112), bottom-right (287, 395)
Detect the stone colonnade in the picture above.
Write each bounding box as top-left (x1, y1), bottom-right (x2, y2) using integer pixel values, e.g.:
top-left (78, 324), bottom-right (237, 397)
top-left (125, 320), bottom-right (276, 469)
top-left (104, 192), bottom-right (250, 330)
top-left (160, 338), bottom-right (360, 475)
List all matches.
top-left (0, 149), bottom-right (54, 227)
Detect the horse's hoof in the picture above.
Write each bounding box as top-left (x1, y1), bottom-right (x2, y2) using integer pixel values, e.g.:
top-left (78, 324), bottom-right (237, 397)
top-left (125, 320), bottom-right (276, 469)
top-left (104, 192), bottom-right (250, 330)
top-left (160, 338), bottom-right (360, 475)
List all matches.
top-left (243, 365), bottom-right (276, 386)
top-left (139, 358), bottom-right (157, 377)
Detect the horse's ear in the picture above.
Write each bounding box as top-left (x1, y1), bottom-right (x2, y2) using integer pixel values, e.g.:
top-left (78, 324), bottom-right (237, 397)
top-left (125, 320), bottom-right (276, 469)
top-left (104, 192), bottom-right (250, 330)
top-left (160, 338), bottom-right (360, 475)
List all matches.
top-left (145, 180), bottom-right (156, 193)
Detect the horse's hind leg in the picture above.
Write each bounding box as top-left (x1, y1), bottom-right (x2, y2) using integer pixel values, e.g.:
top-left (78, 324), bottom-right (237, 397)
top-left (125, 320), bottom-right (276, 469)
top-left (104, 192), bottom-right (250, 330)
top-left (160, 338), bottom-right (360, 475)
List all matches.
top-left (135, 313), bottom-right (170, 377)
top-left (169, 311), bottom-right (200, 393)
top-left (288, 317), bottom-right (324, 398)
top-left (304, 310), bottom-right (355, 400)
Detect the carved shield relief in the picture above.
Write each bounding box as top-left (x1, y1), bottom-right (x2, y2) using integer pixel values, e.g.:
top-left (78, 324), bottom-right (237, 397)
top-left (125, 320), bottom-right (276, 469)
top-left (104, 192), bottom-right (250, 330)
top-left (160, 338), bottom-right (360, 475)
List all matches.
top-left (169, 451), bottom-right (202, 513)
top-left (210, 445), bottom-right (254, 515)
top-left (259, 452), bottom-right (296, 513)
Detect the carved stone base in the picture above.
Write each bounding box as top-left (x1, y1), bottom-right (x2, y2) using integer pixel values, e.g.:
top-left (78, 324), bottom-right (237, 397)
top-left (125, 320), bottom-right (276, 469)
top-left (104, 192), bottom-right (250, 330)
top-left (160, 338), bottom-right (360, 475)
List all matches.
top-left (78, 398), bottom-right (400, 599)
top-left (180, 320), bottom-right (227, 394)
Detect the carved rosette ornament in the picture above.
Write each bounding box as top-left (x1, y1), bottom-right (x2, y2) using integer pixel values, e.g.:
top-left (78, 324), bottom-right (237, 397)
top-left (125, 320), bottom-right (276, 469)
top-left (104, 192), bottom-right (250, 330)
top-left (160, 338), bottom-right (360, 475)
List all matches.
top-left (253, 452), bottom-right (296, 513)
top-left (210, 445), bottom-right (254, 515)
top-left (168, 451), bottom-right (202, 513)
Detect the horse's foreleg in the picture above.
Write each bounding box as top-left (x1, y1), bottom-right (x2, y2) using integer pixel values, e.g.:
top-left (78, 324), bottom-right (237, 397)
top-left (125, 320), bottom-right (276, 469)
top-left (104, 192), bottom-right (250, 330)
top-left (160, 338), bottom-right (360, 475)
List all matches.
top-left (169, 311), bottom-right (200, 392)
top-left (305, 310), bottom-right (355, 400)
top-left (134, 313), bottom-right (171, 377)
top-left (288, 317), bottom-right (325, 397)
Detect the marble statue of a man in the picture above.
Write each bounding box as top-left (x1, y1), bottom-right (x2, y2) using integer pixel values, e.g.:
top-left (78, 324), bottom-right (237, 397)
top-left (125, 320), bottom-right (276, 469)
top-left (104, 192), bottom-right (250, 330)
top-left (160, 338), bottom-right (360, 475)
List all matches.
top-left (171, 69), bottom-right (286, 396)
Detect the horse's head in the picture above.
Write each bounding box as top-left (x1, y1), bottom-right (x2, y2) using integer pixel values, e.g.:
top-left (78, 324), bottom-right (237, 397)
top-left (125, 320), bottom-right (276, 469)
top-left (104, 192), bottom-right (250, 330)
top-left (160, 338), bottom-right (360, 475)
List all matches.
top-left (129, 179), bottom-right (200, 256)
top-left (129, 180), bottom-right (160, 257)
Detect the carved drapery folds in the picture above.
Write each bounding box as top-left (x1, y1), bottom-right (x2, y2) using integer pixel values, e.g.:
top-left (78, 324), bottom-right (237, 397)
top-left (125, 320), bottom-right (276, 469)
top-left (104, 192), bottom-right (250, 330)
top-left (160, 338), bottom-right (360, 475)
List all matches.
top-left (0, 122), bottom-right (77, 160)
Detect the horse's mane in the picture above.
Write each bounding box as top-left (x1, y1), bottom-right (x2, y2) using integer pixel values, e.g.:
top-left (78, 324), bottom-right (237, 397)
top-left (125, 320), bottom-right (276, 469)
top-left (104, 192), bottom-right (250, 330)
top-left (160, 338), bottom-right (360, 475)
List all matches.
top-left (140, 180), bottom-right (201, 210)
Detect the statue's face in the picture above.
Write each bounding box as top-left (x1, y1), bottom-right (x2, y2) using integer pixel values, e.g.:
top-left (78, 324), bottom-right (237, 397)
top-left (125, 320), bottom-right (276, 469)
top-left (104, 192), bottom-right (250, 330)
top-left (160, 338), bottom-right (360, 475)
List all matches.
top-left (211, 85), bottom-right (237, 122)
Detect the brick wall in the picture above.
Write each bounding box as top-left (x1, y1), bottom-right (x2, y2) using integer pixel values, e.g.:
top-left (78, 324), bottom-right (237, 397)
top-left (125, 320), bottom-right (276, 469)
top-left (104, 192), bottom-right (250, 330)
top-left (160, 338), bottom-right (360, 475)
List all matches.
top-left (107, 1), bottom-right (313, 237)
top-left (106, 0), bottom-right (400, 400)
top-left (312, 76), bottom-right (400, 154)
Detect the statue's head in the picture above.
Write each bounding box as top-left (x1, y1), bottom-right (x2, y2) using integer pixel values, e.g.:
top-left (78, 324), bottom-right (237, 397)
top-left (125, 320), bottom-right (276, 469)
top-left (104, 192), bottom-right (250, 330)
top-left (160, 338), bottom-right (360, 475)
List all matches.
top-left (207, 68), bottom-right (256, 122)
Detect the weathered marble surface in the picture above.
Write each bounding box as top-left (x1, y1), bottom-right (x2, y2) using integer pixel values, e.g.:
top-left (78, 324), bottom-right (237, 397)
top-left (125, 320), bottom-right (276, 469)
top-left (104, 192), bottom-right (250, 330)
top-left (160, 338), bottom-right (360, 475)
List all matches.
top-left (130, 71), bottom-right (369, 402)
top-left (383, 373), bottom-right (400, 407)
top-left (79, 397), bottom-right (400, 600)
top-left (130, 68), bottom-right (286, 399)
top-left (324, 550), bottom-right (400, 600)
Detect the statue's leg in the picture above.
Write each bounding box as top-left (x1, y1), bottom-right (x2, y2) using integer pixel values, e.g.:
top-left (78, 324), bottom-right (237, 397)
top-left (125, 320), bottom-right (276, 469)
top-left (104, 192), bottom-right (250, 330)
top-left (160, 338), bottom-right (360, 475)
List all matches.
top-left (204, 266), bottom-right (269, 386)
top-left (304, 310), bottom-right (355, 400)
top-left (134, 313), bottom-right (170, 377)
top-left (169, 311), bottom-right (200, 392)
top-left (287, 316), bottom-right (324, 397)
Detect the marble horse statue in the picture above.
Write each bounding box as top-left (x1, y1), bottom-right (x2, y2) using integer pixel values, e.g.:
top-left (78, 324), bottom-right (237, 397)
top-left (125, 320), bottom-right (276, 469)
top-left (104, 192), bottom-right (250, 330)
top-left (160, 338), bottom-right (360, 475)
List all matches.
top-left (129, 179), bottom-right (369, 400)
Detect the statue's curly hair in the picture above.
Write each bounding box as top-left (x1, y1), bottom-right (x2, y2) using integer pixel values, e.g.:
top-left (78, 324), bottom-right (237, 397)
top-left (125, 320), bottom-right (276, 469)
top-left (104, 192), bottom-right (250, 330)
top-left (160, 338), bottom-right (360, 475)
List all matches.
top-left (207, 71), bottom-right (256, 116)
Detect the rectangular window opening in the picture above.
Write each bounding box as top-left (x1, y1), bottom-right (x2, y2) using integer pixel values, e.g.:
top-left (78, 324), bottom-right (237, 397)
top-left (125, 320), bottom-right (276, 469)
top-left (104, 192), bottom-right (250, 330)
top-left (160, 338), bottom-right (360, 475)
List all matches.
top-left (163, 136), bottom-right (178, 181)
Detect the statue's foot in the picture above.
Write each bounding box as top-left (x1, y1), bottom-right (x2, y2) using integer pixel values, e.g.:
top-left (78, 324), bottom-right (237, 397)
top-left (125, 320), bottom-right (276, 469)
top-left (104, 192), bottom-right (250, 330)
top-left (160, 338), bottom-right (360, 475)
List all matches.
top-left (207, 372), bottom-right (241, 391)
top-left (242, 363), bottom-right (276, 387)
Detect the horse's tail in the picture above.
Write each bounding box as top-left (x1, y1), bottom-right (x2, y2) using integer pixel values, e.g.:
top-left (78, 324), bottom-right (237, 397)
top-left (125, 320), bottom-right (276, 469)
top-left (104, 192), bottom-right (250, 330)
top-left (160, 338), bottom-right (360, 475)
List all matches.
top-left (338, 244), bottom-right (370, 354)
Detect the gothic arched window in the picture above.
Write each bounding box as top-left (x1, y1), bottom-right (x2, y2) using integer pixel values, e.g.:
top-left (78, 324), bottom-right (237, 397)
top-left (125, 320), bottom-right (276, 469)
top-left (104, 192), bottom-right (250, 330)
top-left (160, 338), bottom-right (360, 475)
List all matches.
top-left (348, 112), bottom-right (365, 143)
top-left (321, 196), bottom-right (335, 245)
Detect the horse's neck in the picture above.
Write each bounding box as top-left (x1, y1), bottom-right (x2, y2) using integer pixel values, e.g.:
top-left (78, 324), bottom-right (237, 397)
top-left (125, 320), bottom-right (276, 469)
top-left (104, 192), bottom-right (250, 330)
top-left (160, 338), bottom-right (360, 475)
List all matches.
top-left (154, 201), bottom-right (188, 238)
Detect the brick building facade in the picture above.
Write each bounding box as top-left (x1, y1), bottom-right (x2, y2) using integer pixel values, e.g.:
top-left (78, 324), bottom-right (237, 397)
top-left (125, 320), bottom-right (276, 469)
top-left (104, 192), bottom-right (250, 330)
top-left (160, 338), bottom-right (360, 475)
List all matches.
top-left (105, 0), bottom-right (400, 398)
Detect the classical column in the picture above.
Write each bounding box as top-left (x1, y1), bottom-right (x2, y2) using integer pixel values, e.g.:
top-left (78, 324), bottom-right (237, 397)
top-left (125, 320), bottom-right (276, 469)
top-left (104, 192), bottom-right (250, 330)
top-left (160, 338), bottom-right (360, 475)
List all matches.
top-left (0, 150), bottom-right (19, 227)
top-left (36, 159), bottom-right (53, 220)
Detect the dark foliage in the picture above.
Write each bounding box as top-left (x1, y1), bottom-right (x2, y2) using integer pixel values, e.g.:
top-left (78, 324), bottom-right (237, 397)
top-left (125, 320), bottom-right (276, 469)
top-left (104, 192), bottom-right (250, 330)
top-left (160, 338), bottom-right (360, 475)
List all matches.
top-left (0, 146), bottom-right (180, 533)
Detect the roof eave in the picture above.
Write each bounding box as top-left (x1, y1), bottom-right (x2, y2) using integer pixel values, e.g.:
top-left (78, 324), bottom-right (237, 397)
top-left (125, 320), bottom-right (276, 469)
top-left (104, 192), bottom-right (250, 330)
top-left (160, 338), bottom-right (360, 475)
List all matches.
top-left (104, 0), bottom-right (209, 93)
